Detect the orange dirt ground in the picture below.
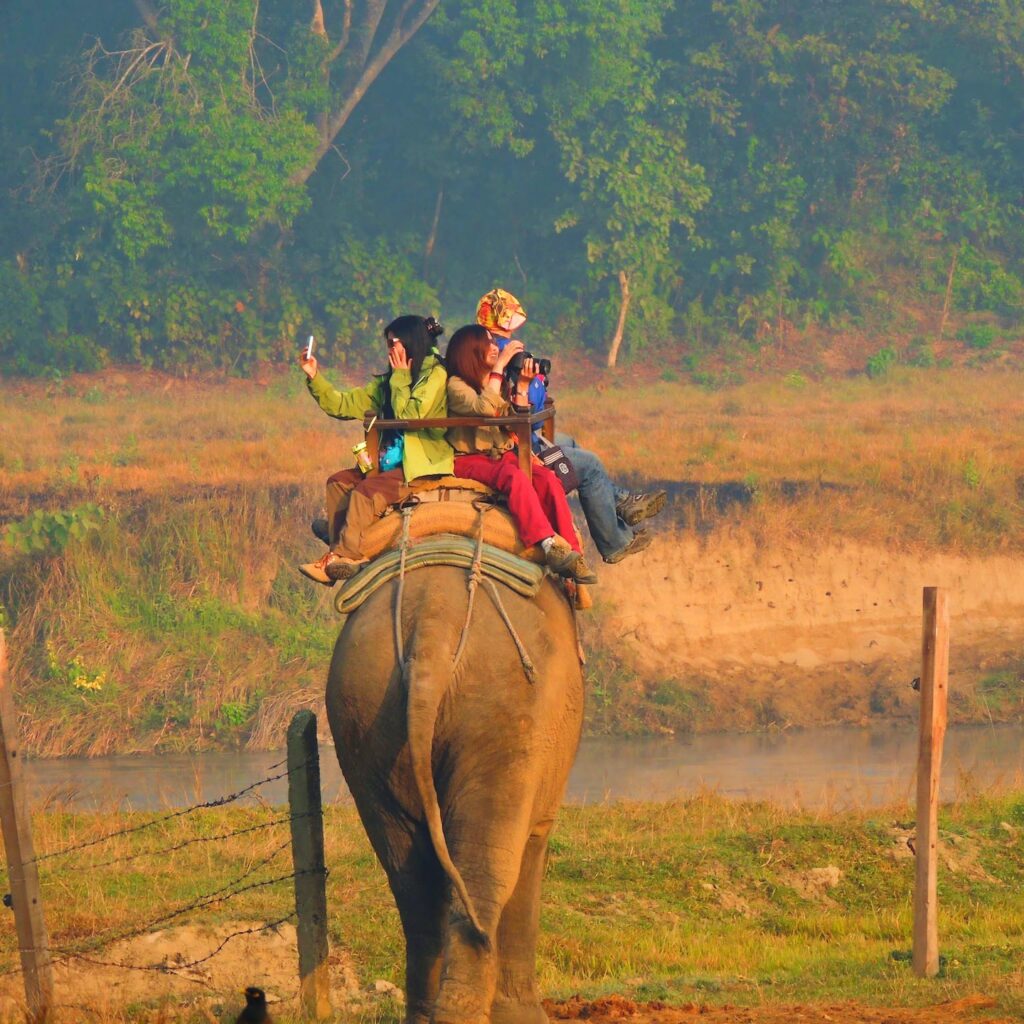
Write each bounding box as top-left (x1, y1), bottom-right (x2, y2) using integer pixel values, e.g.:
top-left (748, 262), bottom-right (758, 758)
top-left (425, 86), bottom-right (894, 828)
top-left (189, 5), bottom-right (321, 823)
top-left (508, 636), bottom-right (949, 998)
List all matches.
top-left (544, 994), bottom-right (1010, 1024)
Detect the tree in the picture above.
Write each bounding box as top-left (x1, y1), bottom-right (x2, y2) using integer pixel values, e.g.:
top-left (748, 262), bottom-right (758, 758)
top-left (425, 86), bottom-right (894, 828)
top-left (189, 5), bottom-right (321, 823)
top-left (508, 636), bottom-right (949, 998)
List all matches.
top-left (16, 0), bottom-right (446, 368)
top-left (4, 0), bottom-right (1024, 375)
top-left (296, 0), bottom-right (443, 184)
top-left (431, 0), bottom-right (710, 365)
top-left (551, 97), bottom-right (709, 366)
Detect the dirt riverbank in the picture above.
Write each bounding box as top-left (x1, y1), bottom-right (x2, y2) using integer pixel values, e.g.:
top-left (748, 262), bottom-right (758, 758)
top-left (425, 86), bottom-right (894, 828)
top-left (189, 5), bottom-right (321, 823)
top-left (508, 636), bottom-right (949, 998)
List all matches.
top-left (586, 528), bottom-right (1024, 733)
top-left (545, 994), bottom-right (1013, 1024)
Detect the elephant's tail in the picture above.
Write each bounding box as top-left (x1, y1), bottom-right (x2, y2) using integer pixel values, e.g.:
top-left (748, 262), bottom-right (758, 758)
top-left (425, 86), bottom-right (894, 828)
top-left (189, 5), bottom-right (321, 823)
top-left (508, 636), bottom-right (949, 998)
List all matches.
top-left (404, 639), bottom-right (490, 950)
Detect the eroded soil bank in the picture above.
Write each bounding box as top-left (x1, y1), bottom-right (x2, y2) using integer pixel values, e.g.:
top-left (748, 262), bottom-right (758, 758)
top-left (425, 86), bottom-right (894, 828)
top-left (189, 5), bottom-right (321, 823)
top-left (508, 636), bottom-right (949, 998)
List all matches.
top-left (2, 484), bottom-right (1022, 754)
top-left (585, 528), bottom-right (1024, 734)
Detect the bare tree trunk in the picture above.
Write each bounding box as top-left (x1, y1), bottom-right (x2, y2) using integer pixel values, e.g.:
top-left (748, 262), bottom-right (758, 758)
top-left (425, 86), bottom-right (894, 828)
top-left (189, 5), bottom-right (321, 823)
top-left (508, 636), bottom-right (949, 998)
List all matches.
top-left (938, 246), bottom-right (958, 338)
top-left (607, 270), bottom-right (631, 369)
top-left (291, 0), bottom-right (440, 186)
top-left (310, 0), bottom-right (326, 37)
top-left (423, 186), bottom-right (443, 277)
top-left (311, 0), bottom-right (330, 139)
top-left (513, 251), bottom-right (528, 288)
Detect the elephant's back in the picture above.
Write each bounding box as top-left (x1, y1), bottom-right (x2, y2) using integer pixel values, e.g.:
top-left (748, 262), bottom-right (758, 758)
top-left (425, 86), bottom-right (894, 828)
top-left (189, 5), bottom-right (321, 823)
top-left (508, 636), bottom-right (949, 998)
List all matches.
top-left (325, 566), bottom-right (584, 810)
top-left (329, 566), bottom-right (579, 698)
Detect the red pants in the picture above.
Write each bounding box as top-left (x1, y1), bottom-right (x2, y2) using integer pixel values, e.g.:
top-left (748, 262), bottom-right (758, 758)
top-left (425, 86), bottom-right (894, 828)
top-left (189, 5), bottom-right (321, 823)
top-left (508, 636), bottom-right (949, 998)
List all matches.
top-left (452, 450), bottom-right (581, 552)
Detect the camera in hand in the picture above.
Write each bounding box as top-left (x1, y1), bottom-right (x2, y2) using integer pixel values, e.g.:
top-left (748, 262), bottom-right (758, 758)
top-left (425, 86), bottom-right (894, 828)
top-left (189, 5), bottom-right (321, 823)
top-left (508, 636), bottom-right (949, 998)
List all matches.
top-left (503, 350), bottom-right (552, 386)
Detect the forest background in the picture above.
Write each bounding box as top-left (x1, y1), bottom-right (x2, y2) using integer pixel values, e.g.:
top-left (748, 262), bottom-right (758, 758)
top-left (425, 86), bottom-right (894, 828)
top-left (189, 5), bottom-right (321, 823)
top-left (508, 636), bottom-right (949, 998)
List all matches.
top-left (3, 0), bottom-right (1024, 755)
top-left (2, 0), bottom-right (1023, 374)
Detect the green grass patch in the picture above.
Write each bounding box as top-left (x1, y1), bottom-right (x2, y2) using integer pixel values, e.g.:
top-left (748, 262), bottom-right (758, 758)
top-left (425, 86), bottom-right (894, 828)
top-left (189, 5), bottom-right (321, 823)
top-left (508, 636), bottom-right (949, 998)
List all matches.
top-left (978, 667), bottom-right (1024, 715)
top-left (0, 488), bottom-right (338, 754)
top-left (956, 323), bottom-right (1001, 350)
top-left (0, 795), bottom-right (1021, 1019)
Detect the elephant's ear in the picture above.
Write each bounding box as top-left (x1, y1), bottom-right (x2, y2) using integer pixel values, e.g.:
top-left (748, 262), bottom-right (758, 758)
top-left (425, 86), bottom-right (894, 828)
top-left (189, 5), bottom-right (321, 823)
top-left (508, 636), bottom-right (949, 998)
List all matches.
top-left (405, 640), bottom-right (490, 949)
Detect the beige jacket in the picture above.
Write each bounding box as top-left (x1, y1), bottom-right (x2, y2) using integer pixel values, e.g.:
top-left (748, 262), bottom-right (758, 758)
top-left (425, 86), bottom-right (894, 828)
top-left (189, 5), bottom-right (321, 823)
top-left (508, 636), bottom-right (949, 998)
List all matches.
top-left (445, 376), bottom-right (516, 456)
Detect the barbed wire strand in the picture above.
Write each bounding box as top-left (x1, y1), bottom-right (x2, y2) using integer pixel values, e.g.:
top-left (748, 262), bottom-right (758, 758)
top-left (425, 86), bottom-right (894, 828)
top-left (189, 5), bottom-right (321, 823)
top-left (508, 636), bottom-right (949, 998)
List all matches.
top-left (53, 913), bottom-right (298, 979)
top-left (48, 868), bottom-right (318, 966)
top-left (0, 838), bottom-right (313, 977)
top-left (28, 757), bottom-right (304, 865)
top-left (67, 811), bottom-right (315, 871)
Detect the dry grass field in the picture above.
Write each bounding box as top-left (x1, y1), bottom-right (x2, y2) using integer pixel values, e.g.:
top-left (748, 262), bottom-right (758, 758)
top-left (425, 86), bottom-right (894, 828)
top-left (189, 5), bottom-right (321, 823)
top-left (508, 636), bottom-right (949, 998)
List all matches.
top-left (0, 363), bottom-right (1022, 1021)
top-left (3, 361), bottom-right (1023, 552)
top-left (2, 361), bottom-right (1024, 752)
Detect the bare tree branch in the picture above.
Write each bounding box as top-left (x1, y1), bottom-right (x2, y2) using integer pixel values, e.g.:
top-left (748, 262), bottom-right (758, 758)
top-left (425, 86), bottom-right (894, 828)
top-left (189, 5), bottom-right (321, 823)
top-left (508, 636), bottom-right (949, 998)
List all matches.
top-left (311, 0), bottom-right (326, 37)
top-left (97, 40), bottom-right (170, 117)
top-left (423, 185), bottom-right (443, 275)
top-left (327, 0), bottom-right (354, 62)
top-left (336, 0), bottom-right (388, 88)
top-left (293, 0), bottom-right (439, 185)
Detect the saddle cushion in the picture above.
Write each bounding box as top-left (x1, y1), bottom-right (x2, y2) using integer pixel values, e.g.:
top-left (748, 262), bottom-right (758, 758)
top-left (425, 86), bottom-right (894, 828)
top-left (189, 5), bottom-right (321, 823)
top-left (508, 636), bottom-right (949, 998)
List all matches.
top-left (361, 486), bottom-right (546, 564)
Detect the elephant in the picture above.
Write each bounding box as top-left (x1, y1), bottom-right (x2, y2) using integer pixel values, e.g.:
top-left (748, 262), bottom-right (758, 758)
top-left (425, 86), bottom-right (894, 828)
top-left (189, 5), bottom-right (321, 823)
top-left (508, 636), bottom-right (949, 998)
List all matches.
top-left (326, 564), bottom-right (585, 1024)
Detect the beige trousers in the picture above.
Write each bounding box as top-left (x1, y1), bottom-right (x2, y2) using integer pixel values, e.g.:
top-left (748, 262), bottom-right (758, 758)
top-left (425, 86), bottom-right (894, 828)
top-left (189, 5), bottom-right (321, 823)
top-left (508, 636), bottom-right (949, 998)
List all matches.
top-left (325, 467), bottom-right (410, 558)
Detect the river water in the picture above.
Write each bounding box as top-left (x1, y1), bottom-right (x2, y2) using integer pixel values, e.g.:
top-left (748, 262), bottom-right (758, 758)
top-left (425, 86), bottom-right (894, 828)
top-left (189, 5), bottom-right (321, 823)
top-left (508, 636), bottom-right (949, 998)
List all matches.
top-left (21, 724), bottom-right (1024, 812)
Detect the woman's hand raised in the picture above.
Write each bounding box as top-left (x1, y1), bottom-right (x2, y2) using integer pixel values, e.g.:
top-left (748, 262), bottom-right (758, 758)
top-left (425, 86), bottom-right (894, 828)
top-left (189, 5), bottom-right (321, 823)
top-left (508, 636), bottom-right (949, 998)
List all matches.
top-left (492, 339), bottom-right (523, 374)
top-left (517, 356), bottom-right (538, 383)
top-left (299, 351), bottom-right (318, 379)
top-left (388, 340), bottom-right (411, 371)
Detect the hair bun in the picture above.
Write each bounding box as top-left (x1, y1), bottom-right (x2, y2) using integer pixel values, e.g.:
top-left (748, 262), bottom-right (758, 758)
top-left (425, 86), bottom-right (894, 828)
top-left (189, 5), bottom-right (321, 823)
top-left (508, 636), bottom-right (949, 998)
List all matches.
top-left (425, 316), bottom-right (444, 338)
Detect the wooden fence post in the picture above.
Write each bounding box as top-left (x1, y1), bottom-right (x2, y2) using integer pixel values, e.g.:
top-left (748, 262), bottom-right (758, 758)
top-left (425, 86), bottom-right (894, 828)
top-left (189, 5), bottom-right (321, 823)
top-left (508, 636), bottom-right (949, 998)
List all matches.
top-left (0, 629), bottom-right (54, 1022)
top-left (913, 587), bottom-right (949, 978)
top-left (288, 710), bottom-right (332, 1019)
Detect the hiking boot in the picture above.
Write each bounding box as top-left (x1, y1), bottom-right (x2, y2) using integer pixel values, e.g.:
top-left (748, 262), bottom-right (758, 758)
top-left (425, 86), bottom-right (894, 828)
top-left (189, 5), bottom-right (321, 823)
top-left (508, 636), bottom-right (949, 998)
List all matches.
top-left (298, 550), bottom-right (343, 587)
top-left (570, 555), bottom-right (599, 585)
top-left (543, 536), bottom-right (581, 578)
top-left (615, 489), bottom-right (667, 526)
top-left (325, 555), bottom-right (370, 582)
top-left (603, 528), bottom-right (653, 565)
top-left (311, 516), bottom-right (331, 546)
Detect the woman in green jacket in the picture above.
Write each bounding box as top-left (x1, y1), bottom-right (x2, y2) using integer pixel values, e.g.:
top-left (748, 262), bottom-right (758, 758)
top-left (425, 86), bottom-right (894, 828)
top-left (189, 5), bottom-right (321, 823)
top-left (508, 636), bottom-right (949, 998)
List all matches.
top-left (298, 315), bottom-right (453, 585)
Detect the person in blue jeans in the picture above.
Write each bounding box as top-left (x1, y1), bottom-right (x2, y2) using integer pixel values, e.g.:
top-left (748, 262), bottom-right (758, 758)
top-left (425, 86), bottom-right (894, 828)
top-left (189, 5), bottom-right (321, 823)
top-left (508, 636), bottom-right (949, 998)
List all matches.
top-left (475, 288), bottom-right (666, 563)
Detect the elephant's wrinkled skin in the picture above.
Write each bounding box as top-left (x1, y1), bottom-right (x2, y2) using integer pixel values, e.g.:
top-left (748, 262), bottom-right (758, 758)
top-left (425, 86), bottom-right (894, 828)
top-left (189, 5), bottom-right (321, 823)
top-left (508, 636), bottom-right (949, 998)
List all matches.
top-left (326, 565), bottom-right (584, 1024)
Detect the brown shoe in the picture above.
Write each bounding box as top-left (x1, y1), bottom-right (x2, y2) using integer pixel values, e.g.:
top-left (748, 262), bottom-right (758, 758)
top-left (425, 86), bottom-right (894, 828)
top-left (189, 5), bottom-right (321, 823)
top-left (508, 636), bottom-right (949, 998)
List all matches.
top-left (570, 555), bottom-right (599, 585)
top-left (325, 555), bottom-right (370, 581)
top-left (604, 528), bottom-right (653, 565)
top-left (298, 550), bottom-right (342, 586)
top-left (615, 489), bottom-right (667, 526)
top-left (543, 536), bottom-right (581, 578)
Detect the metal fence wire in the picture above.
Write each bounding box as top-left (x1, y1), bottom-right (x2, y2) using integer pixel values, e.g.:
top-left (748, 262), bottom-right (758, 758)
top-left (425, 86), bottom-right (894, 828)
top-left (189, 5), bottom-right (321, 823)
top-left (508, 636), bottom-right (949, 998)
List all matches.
top-left (0, 751), bottom-right (328, 980)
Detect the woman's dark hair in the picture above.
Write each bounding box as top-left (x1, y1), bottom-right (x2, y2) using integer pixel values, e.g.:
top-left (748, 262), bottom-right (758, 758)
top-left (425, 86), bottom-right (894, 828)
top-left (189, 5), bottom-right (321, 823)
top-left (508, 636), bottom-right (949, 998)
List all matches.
top-left (379, 315), bottom-right (444, 423)
top-left (445, 324), bottom-right (493, 394)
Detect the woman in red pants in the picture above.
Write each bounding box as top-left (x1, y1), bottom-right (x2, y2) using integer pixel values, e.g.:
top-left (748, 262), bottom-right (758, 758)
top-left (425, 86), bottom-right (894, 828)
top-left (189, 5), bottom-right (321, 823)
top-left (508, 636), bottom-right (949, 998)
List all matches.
top-left (444, 324), bottom-right (597, 585)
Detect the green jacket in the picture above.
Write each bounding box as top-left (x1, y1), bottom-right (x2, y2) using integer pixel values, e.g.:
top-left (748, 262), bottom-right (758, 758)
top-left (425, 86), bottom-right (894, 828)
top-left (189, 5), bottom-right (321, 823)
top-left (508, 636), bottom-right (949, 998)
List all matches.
top-left (306, 352), bottom-right (454, 482)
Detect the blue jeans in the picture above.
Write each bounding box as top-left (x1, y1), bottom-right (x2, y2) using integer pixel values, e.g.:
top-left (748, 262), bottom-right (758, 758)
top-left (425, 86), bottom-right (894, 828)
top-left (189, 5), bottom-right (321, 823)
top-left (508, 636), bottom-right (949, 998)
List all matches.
top-left (553, 432), bottom-right (634, 561)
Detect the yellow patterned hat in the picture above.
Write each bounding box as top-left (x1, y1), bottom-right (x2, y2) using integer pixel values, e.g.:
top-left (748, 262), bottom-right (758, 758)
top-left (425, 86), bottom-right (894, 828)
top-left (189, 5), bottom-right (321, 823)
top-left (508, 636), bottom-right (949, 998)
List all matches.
top-left (475, 288), bottom-right (527, 332)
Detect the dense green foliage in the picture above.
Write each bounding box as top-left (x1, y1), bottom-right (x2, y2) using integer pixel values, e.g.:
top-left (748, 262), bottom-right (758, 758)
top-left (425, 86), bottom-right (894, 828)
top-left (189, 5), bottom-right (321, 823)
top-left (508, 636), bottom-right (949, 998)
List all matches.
top-left (1, 0), bottom-right (1022, 372)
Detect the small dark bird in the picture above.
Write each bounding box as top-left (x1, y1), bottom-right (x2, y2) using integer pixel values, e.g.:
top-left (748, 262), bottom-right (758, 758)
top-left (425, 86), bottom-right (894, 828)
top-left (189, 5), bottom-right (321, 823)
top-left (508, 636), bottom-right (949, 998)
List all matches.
top-left (235, 987), bottom-right (272, 1024)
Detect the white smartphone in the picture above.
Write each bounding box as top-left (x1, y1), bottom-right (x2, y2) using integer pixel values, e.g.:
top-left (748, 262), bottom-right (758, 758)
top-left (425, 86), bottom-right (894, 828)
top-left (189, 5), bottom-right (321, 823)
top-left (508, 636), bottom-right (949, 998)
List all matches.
top-left (305, 335), bottom-right (315, 360)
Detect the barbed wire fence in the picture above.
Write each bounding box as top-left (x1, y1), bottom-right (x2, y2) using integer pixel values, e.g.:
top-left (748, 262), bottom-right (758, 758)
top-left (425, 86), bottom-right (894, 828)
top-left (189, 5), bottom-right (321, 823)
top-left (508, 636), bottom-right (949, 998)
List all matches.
top-left (0, 629), bottom-right (333, 1021)
top-left (3, 764), bottom-right (309, 975)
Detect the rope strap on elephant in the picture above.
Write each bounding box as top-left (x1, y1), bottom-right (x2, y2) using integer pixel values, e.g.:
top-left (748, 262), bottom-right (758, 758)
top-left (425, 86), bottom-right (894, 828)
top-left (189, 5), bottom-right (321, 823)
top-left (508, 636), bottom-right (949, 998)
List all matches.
top-left (333, 500), bottom-right (544, 684)
top-left (450, 504), bottom-right (487, 673)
